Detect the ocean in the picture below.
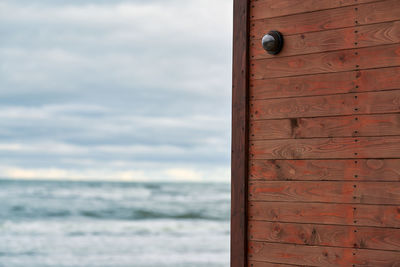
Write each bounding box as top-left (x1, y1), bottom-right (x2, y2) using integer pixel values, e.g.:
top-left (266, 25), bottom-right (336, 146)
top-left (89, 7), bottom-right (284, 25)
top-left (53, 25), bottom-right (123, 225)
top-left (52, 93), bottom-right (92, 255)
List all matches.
top-left (0, 180), bottom-right (230, 267)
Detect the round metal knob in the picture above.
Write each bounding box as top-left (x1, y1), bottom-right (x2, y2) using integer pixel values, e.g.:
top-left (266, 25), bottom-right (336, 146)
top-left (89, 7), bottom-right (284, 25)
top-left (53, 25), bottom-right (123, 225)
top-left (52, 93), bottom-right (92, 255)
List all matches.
top-left (262, 31), bottom-right (284, 55)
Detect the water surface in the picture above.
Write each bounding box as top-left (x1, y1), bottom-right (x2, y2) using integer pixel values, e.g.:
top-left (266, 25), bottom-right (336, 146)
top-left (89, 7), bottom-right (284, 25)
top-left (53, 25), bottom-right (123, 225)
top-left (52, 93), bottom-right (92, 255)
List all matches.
top-left (0, 180), bottom-right (230, 267)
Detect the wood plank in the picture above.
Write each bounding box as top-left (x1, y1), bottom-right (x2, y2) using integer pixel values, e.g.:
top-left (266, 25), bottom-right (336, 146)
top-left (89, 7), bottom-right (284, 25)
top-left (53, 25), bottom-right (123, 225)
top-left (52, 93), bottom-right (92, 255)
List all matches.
top-left (355, 249), bottom-right (400, 266)
top-left (248, 241), bottom-right (400, 266)
top-left (249, 0), bottom-right (378, 20)
top-left (248, 261), bottom-right (299, 267)
top-left (250, 44), bottom-right (400, 79)
top-left (250, 119), bottom-right (293, 140)
top-left (231, 0), bottom-right (249, 266)
top-left (250, 67), bottom-right (400, 100)
top-left (357, 0), bottom-right (400, 26)
top-left (250, 136), bottom-right (400, 160)
top-left (250, 114), bottom-right (400, 140)
top-left (250, 90), bottom-right (400, 120)
top-left (249, 202), bottom-right (400, 227)
top-left (249, 159), bottom-right (400, 181)
top-left (249, 181), bottom-right (400, 205)
top-left (249, 241), bottom-right (352, 266)
top-left (251, 21), bottom-right (400, 60)
top-left (251, 0), bottom-right (400, 37)
top-left (249, 221), bottom-right (400, 251)
top-left (357, 20), bottom-right (400, 50)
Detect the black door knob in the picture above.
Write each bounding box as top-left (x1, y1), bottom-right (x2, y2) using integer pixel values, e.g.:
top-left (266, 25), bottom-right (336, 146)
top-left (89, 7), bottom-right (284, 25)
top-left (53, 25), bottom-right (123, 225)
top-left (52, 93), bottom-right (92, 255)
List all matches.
top-left (262, 31), bottom-right (284, 55)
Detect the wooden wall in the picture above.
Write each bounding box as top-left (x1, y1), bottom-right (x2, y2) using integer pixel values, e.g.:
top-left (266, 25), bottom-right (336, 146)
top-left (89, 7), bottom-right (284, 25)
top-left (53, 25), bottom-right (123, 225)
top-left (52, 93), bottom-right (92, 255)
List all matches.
top-left (243, 0), bottom-right (400, 266)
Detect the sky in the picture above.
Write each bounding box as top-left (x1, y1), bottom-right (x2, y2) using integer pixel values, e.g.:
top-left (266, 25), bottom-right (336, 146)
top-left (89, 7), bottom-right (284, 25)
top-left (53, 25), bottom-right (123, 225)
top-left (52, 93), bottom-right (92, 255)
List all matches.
top-left (0, 0), bottom-right (233, 182)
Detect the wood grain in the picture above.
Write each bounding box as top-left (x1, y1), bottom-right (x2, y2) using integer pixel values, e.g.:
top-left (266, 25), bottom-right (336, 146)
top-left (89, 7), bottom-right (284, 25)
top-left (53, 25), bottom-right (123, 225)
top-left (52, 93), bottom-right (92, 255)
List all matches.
top-left (249, 181), bottom-right (400, 205)
top-left (248, 202), bottom-right (400, 228)
top-left (249, 0), bottom-right (379, 20)
top-left (251, 21), bottom-right (400, 60)
top-left (250, 114), bottom-right (400, 140)
top-left (245, 1), bottom-right (400, 265)
top-left (250, 136), bottom-right (400, 159)
top-left (250, 0), bottom-right (400, 37)
top-left (250, 67), bottom-right (400, 100)
top-left (231, 0), bottom-right (249, 265)
top-left (250, 44), bottom-right (400, 79)
top-left (249, 159), bottom-right (400, 181)
top-left (249, 220), bottom-right (400, 251)
top-left (247, 261), bottom-right (298, 267)
top-left (248, 241), bottom-right (400, 266)
top-left (250, 90), bottom-right (400, 120)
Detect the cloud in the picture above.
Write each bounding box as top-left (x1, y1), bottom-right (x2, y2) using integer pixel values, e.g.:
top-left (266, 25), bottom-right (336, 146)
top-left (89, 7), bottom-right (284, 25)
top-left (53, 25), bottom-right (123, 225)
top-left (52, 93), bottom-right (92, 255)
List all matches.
top-left (0, 0), bottom-right (232, 182)
top-left (0, 166), bottom-right (148, 182)
top-left (0, 1), bottom-right (232, 95)
top-left (165, 168), bottom-right (203, 182)
top-left (0, 165), bottom-right (229, 183)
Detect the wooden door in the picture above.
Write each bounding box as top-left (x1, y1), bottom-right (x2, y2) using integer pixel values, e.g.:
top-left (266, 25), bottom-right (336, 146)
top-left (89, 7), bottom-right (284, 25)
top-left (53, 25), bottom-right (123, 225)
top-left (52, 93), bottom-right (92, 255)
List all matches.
top-left (231, 0), bottom-right (400, 266)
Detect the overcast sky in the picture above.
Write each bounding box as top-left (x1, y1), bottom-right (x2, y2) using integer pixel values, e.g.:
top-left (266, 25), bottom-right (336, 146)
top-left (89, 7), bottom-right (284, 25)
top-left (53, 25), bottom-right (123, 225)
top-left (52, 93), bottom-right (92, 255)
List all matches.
top-left (0, 0), bottom-right (232, 182)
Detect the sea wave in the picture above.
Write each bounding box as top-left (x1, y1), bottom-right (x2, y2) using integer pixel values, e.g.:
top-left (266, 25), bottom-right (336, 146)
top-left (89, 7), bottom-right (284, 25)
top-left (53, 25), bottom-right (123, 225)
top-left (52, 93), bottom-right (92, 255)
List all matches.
top-left (0, 180), bottom-right (230, 267)
top-left (7, 207), bottom-right (226, 221)
top-left (1, 180), bottom-right (230, 222)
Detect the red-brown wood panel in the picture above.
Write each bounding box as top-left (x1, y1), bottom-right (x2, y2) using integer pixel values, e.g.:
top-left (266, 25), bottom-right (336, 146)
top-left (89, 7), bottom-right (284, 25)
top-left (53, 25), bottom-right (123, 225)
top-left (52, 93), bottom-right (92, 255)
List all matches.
top-left (248, 241), bottom-right (400, 266)
top-left (251, 21), bottom-right (400, 60)
top-left (250, 136), bottom-right (400, 159)
top-left (250, 0), bottom-right (400, 38)
top-left (235, 0), bottom-right (400, 265)
top-left (249, 0), bottom-right (379, 20)
top-left (249, 220), bottom-right (400, 251)
top-left (250, 90), bottom-right (400, 120)
top-left (250, 67), bottom-right (400, 100)
top-left (250, 114), bottom-right (400, 140)
top-left (250, 44), bottom-right (400, 79)
top-left (249, 202), bottom-right (400, 228)
top-left (249, 159), bottom-right (400, 181)
top-left (232, 0), bottom-right (249, 266)
top-left (247, 261), bottom-right (297, 267)
top-left (249, 181), bottom-right (400, 205)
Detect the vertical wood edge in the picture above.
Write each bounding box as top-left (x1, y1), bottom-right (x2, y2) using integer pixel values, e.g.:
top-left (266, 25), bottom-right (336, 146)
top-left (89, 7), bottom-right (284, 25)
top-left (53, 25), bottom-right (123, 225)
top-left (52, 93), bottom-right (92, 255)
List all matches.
top-left (231, 0), bottom-right (250, 266)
